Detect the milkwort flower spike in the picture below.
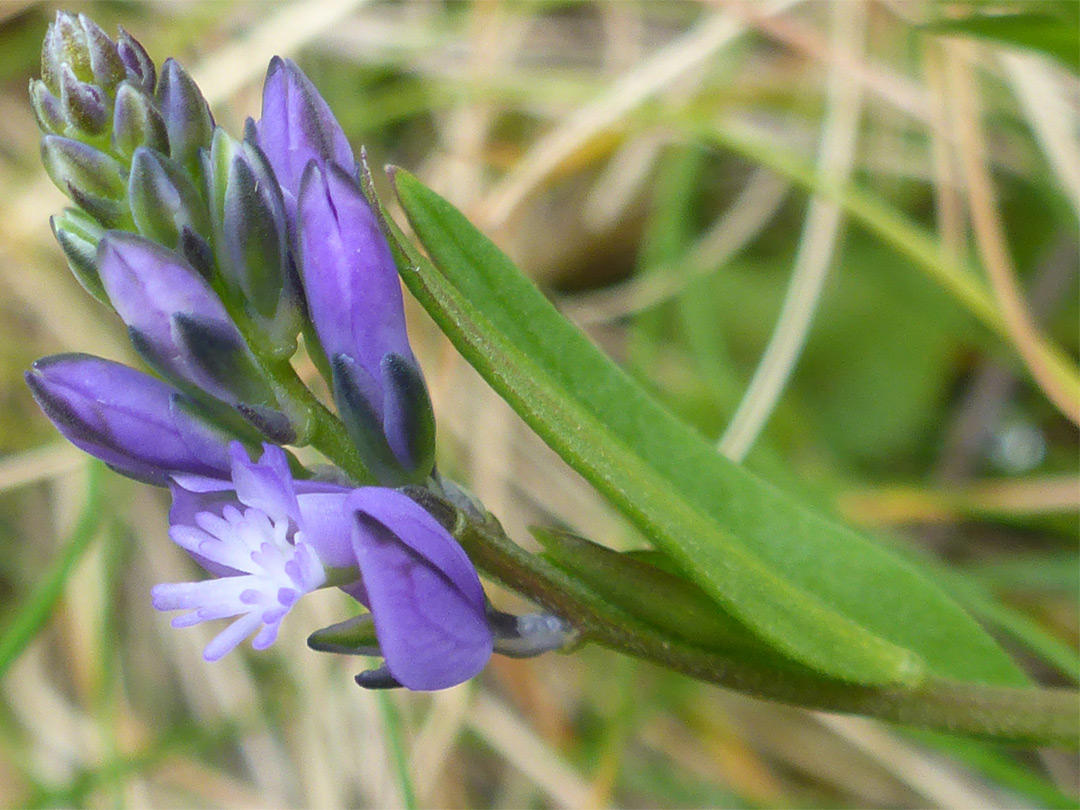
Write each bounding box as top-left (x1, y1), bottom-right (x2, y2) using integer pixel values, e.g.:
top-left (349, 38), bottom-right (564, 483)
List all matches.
top-left (25, 353), bottom-right (234, 485)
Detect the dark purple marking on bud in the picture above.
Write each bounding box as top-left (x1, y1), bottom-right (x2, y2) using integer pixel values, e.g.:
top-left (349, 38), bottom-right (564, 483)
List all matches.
top-left (380, 351), bottom-right (436, 477)
top-left (58, 63), bottom-right (108, 135)
top-left (66, 183), bottom-right (127, 230)
top-left (179, 227), bottom-right (216, 282)
top-left (117, 26), bottom-right (156, 93)
top-left (171, 313), bottom-right (276, 408)
top-left (354, 667), bottom-right (402, 690)
top-left (235, 403), bottom-right (297, 445)
top-left (332, 353), bottom-right (407, 486)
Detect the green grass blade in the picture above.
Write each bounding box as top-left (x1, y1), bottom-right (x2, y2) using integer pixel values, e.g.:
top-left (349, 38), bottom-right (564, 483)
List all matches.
top-left (0, 461), bottom-right (104, 679)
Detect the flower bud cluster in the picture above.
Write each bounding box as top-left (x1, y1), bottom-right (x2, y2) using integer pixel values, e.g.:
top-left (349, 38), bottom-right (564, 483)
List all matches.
top-left (30, 13), bottom-right (299, 447)
top-left (20, 14), bottom-right (576, 693)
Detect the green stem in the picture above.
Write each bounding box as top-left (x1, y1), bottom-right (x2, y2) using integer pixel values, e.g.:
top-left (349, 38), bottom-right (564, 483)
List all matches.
top-left (225, 303), bottom-right (373, 484)
top-left (267, 356), bottom-right (373, 484)
top-left (415, 491), bottom-right (1079, 748)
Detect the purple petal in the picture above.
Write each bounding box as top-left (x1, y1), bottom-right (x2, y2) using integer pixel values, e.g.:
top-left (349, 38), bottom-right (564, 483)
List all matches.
top-left (347, 488), bottom-right (491, 690)
top-left (97, 232), bottom-right (243, 400)
top-left (228, 443), bottom-right (300, 526)
top-left (294, 491), bottom-right (355, 568)
top-left (168, 476), bottom-right (241, 577)
top-left (254, 56), bottom-right (354, 219)
top-left (26, 353), bottom-right (231, 484)
top-left (297, 162), bottom-right (413, 395)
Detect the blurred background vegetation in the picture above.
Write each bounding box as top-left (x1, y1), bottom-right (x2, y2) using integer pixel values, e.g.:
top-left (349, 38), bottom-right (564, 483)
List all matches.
top-left (0, 0), bottom-right (1077, 807)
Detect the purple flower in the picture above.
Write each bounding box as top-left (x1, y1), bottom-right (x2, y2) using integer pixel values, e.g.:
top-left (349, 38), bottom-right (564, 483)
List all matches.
top-left (298, 163), bottom-right (435, 480)
top-left (253, 56), bottom-right (354, 224)
top-left (347, 487), bottom-right (494, 690)
top-left (255, 55), bottom-right (435, 481)
top-left (97, 231), bottom-right (275, 408)
top-left (25, 353), bottom-right (232, 484)
top-left (155, 443), bottom-right (492, 689)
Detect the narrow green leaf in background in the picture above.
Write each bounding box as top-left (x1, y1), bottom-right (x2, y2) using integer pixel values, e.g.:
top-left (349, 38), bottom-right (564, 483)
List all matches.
top-left (0, 460), bottom-right (104, 680)
top-left (389, 169), bottom-right (1029, 689)
top-left (920, 11), bottom-right (1080, 72)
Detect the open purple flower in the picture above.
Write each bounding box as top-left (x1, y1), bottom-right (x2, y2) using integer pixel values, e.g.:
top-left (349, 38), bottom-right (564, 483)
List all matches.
top-left (155, 442), bottom-right (493, 689)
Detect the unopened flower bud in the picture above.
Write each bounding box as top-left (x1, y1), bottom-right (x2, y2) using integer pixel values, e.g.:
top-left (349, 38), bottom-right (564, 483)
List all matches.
top-left (205, 127), bottom-right (297, 352)
top-left (128, 147), bottom-right (209, 250)
top-left (40, 136), bottom-right (128, 226)
top-left (40, 12), bottom-right (127, 95)
top-left (58, 63), bottom-right (108, 135)
top-left (112, 83), bottom-right (168, 157)
top-left (40, 12), bottom-right (91, 93)
top-left (26, 353), bottom-right (234, 485)
top-left (116, 26), bottom-right (155, 93)
top-left (156, 58), bottom-right (213, 175)
top-left (28, 80), bottom-right (65, 135)
top-left (77, 14), bottom-right (127, 91)
top-left (97, 233), bottom-right (289, 431)
top-left (254, 56), bottom-right (355, 226)
top-left (298, 162), bottom-right (435, 481)
top-left (50, 207), bottom-right (107, 303)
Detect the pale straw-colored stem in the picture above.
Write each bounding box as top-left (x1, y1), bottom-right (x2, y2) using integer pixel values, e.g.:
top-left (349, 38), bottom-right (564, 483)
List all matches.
top-left (947, 45), bottom-right (1080, 426)
top-left (718, 0), bottom-right (866, 461)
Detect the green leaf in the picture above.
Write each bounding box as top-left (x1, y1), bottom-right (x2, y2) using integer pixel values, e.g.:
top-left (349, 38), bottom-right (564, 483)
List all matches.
top-left (388, 169), bottom-right (1029, 689)
top-left (534, 527), bottom-right (808, 667)
top-left (920, 12), bottom-right (1080, 72)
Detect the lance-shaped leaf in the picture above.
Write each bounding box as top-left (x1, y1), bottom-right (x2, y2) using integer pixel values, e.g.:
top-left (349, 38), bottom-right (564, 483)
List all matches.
top-left (387, 169), bottom-right (1029, 688)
